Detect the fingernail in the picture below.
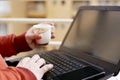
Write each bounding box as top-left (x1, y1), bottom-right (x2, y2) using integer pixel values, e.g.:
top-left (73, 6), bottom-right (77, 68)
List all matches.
top-left (48, 64), bottom-right (54, 68)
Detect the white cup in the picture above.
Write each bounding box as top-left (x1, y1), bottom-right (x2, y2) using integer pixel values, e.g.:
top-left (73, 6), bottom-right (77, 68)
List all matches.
top-left (33, 23), bottom-right (52, 44)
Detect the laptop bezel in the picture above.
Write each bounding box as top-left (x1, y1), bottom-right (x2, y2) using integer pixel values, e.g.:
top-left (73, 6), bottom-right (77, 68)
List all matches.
top-left (60, 6), bottom-right (120, 75)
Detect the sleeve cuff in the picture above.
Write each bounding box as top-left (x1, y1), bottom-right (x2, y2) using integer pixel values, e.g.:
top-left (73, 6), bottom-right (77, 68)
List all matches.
top-left (14, 33), bottom-right (32, 53)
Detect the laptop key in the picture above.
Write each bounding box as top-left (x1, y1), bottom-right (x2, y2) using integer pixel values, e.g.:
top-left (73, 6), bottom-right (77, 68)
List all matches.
top-left (39, 52), bottom-right (87, 75)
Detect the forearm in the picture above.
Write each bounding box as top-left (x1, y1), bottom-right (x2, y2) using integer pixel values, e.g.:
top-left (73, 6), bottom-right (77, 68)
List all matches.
top-left (0, 67), bottom-right (36, 80)
top-left (0, 34), bottom-right (17, 57)
top-left (0, 33), bottom-right (31, 57)
top-left (13, 33), bottom-right (32, 53)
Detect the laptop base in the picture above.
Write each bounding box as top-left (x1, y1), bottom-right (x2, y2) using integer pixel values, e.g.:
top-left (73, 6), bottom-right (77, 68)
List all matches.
top-left (43, 66), bottom-right (105, 80)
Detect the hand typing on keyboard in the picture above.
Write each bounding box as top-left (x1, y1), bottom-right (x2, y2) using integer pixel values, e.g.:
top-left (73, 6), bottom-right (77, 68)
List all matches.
top-left (17, 54), bottom-right (53, 80)
top-left (107, 71), bottom-right (120, 80)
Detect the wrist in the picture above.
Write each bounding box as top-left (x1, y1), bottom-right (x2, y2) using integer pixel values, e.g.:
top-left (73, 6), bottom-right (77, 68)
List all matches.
top-left (14, 33), bottom-right (32, 53)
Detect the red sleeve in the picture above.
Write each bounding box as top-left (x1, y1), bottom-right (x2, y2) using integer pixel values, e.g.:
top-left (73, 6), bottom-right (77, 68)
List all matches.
top-left (0, 67), bottom-right (36, 80)
top-left (0, 33), bottom-right (31, 57)
top-left (0, 55), bottom-right (36, 80)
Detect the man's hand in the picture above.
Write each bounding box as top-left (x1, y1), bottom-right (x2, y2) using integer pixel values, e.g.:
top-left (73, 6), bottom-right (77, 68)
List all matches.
top-left (17, 54), bottom-right (53, 80)
top-left (25, 23), bottom-right (55, 49)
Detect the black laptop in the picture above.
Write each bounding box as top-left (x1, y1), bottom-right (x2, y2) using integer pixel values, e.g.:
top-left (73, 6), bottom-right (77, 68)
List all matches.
top-left (36, 6), bottom-right (120, 80)
top-left (6, 6), bottom-right (120, 80)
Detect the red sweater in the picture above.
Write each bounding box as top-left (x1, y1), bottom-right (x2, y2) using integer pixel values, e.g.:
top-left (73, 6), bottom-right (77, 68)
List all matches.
top-left (0, 33), bottom-right (37, 80)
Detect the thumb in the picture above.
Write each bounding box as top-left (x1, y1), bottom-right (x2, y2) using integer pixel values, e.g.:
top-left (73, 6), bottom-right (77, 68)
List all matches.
top-left (27, 34), bottom-right (41, 40)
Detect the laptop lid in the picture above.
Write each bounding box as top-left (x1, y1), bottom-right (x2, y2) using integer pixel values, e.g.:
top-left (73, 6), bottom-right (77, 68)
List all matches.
top-left (60, 6), bottom-right (120, 75)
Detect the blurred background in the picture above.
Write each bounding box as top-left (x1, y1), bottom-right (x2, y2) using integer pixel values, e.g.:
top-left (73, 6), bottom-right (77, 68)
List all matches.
top-left (0, 0), bottom-right (120, 58)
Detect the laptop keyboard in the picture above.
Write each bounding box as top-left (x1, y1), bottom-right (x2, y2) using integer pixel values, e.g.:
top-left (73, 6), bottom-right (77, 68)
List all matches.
top-left (39, 51), bottom-right (86, 75)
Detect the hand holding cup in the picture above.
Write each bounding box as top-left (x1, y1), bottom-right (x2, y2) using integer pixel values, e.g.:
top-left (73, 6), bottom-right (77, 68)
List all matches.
top-left (32, 23), bottom-right (54, 45)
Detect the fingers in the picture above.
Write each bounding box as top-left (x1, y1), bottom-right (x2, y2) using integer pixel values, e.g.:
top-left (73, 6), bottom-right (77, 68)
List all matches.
top-left (51, 23), bottom-right (55, 39)
top-left (16, 54), bottom-right (53, 80)
top-left (17, 57), bottom-right (30, 67)
top-left (41, 22), bottom-right (54, 26)
top-left (51, 32), bottom-right (55, 39)
top-left (48, 23), bottom-right (54, 26)
top-left (30, 54), bottom-right (46, 68)
top-left (36, 58), bottom-right (46, 68)
top-left (27, 33), bottom-right (42, 40)
top-left (40, 64), bottom-right (53, 74)
top-left (30, 54), bottom-right (40, 63)
top-left (31, 54), bottom-right (53, 73)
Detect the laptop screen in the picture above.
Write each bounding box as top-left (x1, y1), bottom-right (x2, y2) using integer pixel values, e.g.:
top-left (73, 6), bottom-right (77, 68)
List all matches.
top-left (63, 9), bottom-right (120, 65)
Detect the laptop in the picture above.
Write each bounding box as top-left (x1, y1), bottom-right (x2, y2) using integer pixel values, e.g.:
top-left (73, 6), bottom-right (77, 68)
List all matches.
top-left (36, 6), bottom-right (120, 80)
top-left (6, 6), bottom-right (120, 80)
